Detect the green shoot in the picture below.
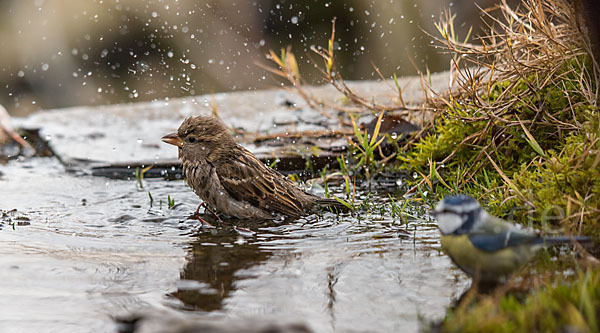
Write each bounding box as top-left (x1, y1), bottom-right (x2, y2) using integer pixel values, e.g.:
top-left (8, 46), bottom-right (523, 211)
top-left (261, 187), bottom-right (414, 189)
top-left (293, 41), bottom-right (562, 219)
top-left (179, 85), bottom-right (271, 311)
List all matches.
top-left (320, 166), bottom-right (330, 198)
top-left (348, 110), bottom-right (386, 177)
top-left (135, 165), bottom-right (153, 189)
top-left (268, 158), bottom-right (280, 169)
top-left (148, 191), bottom-right (154, 207)
top-left (168, 195), bottom-right (175, 209)
top-left (334, 196), bottom-right (355, 211)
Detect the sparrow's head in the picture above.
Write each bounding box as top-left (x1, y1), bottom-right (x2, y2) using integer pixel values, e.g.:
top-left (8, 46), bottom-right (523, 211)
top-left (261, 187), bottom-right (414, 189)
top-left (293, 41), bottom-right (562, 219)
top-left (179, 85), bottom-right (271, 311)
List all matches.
top-left (161, 115), bottom-right (235, 162)
top-left (431, 194), bottom-right (485, 235)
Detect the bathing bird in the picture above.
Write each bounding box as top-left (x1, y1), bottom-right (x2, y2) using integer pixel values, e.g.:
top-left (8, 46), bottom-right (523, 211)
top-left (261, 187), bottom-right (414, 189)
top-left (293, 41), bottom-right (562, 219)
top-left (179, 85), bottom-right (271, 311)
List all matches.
top-left (162, 115), bottom-right (347, 221)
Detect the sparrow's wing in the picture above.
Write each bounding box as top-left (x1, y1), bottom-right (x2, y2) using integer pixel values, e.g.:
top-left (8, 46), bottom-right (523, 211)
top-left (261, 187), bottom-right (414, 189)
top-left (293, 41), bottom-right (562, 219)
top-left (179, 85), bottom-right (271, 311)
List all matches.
top-left (217, 146), bottom-right (306, 217)
top-left (468, 228), bottom-right (539, 252)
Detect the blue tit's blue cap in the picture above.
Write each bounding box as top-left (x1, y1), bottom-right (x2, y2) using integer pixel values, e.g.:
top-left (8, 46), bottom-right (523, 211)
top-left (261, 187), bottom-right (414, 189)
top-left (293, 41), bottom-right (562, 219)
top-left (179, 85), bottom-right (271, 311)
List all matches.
top-left (433, 194), bottom-right (481, 218)
top-left (442, 194), bottom-right (478, 206)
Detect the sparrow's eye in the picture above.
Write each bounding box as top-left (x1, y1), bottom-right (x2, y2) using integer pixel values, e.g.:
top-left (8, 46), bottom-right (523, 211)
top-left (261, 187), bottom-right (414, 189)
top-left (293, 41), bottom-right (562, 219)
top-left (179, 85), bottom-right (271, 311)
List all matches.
top-left (187, 136), bottom-right (196, 143)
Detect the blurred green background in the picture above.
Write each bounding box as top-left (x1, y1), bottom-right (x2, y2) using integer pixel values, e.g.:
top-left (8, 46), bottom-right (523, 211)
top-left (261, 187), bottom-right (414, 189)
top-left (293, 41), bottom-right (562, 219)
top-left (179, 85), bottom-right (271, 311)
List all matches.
top-left (0, 0), bottom-right (516, 116)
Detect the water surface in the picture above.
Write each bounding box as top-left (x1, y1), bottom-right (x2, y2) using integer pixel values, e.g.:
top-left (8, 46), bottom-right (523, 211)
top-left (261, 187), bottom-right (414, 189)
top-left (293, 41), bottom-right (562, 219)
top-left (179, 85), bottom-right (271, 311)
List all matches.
top-left (0, 157), bottom-right (469, 332)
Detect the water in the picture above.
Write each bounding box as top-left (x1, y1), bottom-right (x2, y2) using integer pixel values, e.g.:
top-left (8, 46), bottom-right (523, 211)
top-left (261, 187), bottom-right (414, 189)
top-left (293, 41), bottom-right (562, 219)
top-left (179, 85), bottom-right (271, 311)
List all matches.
top-left (0, 157), bottom-right (469, 332)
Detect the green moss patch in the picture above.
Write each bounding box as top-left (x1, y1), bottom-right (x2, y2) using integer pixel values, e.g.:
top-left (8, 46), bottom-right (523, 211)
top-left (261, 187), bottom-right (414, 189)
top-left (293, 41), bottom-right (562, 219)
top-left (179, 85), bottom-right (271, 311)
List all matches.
top-left (442, 269), bottom-right (600, 332)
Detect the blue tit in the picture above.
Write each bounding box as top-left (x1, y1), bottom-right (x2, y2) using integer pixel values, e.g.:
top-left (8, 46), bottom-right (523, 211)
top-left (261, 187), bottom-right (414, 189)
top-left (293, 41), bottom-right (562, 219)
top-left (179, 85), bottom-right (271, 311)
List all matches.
top-left (431, 194), bottom-right (590, 282)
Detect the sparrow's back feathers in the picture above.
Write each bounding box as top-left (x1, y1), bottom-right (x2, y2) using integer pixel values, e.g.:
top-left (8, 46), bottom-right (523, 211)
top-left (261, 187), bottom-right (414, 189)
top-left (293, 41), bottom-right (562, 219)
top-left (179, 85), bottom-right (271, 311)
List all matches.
top-left (217, 144), bottom-right (311, 218)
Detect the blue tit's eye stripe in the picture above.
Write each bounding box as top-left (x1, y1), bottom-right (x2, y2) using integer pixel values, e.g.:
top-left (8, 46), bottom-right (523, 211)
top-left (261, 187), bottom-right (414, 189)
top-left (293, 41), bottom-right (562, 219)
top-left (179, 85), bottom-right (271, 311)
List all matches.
top-left (436, 209), bottom-right (460, 215)
top-left (454, 208), bottom-right (481, 234)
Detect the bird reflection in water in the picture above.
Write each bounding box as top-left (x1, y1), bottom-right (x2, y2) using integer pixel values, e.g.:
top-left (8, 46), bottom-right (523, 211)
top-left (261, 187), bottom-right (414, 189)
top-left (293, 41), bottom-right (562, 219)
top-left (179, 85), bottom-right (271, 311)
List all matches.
top-left (170, 219), bottom-right (275, 311)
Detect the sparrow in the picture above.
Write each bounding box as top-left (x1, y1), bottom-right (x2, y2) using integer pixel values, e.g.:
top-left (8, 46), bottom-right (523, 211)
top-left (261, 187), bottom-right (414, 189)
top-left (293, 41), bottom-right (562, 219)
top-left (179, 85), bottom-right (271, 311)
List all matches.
top-left (431, 194), bottom-right (590, 282)
top-left (161, 115), bottom-right (347, 220)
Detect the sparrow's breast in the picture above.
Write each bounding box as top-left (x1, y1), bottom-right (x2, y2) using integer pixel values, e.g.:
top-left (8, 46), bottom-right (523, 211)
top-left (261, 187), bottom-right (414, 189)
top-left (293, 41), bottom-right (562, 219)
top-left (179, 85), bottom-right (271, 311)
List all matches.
top-left (182, 160), bottom-right (214, 202)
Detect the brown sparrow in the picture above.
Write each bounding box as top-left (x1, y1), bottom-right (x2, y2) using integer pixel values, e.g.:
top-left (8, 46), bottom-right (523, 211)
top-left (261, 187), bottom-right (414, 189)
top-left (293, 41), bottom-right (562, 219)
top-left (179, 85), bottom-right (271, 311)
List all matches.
top-left (161, 115), bottom-right (347, 220)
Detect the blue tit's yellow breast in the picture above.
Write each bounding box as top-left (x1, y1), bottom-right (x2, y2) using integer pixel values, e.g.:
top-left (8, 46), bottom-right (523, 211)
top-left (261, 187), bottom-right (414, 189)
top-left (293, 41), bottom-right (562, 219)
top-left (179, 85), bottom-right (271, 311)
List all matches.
top-left (441, 234), bottom-right (537, 282)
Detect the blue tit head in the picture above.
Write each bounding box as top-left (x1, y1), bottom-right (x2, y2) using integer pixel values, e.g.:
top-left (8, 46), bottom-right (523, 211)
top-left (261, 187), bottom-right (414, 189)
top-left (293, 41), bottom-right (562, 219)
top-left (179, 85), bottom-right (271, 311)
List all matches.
top-left (431, 195), bottom-right (485, 235)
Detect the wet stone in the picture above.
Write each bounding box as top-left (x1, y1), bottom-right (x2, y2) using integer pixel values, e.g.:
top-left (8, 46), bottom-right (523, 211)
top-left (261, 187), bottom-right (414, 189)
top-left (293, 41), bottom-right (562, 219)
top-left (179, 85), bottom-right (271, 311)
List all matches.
top-left (14, 73), bottom-right (451, 177)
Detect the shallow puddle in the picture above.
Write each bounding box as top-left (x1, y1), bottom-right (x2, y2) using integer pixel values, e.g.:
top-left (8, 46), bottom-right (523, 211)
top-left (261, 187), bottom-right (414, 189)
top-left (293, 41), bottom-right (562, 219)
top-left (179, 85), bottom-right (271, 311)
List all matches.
top-left (0, 157), bottom-right (469, 332)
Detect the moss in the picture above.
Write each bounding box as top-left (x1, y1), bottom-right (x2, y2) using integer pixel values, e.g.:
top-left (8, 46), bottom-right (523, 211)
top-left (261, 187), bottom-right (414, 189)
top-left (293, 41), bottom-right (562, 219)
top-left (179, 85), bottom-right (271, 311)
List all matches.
top-left (514, 121), bottom-right (600, 237)
top-left (442, 269), bottom-right (600, 332)
top-left (400, 60), bottom-right (600, 235)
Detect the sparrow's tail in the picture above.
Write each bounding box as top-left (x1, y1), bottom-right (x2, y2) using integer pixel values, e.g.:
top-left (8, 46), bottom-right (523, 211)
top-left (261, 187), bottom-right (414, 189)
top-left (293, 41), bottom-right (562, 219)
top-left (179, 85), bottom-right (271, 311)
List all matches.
top-left (314, 197), bottom-right (354, 212)
top-left (535, 235), bottom-right (591, 246)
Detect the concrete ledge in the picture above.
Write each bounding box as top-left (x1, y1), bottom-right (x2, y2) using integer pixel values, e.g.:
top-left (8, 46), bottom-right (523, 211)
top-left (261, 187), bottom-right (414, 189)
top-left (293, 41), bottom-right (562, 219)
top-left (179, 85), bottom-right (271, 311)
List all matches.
top-left (16, 71), bottom-right (452, 175)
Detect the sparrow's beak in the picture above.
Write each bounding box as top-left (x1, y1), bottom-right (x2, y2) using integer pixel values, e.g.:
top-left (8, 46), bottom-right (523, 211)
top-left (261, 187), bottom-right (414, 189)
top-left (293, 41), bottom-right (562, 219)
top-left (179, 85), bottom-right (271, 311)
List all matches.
top-left (161, 132), bottom-right (183, 147)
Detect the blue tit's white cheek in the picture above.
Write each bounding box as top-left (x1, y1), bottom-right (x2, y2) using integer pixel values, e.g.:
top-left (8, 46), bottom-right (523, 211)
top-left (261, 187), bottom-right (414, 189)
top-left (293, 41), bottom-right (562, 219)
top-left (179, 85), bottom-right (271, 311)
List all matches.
top-left (436, 213), bottom-right (464, 234)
